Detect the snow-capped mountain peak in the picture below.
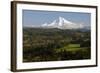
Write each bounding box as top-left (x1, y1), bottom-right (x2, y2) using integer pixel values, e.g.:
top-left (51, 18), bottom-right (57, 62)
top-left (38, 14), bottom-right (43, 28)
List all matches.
top-left (59, 17), bottom-right (64, 26)
top-left (41, 16), bottom-right (85, 29)
top-left (59, 17), bottom-right (73, 25)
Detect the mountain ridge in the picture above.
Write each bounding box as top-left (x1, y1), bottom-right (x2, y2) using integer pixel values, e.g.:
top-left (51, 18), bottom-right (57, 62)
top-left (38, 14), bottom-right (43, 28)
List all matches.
top-left (23, 16), bottom-right (90, 30)
top-left (41, 17), bottom-right (86, 29)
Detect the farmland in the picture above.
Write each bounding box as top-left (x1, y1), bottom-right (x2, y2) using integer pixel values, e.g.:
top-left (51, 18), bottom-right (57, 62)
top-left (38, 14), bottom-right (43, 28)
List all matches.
top-left (23, 27), bottom-right (91, 62)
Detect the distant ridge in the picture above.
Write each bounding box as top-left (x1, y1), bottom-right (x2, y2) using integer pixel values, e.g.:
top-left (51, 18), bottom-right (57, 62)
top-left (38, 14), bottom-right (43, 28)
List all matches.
top-left (24, 17), bottom-right (90, 30)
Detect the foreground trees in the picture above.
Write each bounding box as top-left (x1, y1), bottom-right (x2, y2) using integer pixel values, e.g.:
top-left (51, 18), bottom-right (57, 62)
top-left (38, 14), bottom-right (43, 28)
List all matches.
top-left (23, 28), bottom-right (91, 62)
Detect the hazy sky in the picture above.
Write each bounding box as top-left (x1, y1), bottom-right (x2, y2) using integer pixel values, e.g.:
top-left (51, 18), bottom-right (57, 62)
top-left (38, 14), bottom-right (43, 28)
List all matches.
top-left (22, 10), bottom-right (91, 27)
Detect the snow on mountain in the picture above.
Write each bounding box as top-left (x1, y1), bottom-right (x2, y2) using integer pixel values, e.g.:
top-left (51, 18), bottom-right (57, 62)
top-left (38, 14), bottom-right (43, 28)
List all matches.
top-left (58, 17), bottom-right (63, 26)
top-left (41, 17), bottom-right (85, 29)
top-left (42, 23), bottom-right (48, 27)
top-left (48, 20), bottom-right (57, 27)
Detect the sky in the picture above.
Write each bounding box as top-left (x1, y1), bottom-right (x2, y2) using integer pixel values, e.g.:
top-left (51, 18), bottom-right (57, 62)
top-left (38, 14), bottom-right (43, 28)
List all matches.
top-left (22, 10), bottom-right (91, 27)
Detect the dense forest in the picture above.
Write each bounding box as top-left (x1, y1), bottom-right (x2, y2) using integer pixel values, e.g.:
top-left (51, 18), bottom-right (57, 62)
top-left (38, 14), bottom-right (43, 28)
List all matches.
top-left (23, 27), bottom-right (91, 62)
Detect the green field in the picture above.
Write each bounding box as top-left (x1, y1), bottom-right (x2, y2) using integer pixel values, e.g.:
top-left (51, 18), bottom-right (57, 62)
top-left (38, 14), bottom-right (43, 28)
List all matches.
top-left (23, 28), bottom-right (91, 62)
top-left (56, 44), bottom-right (81, 52)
